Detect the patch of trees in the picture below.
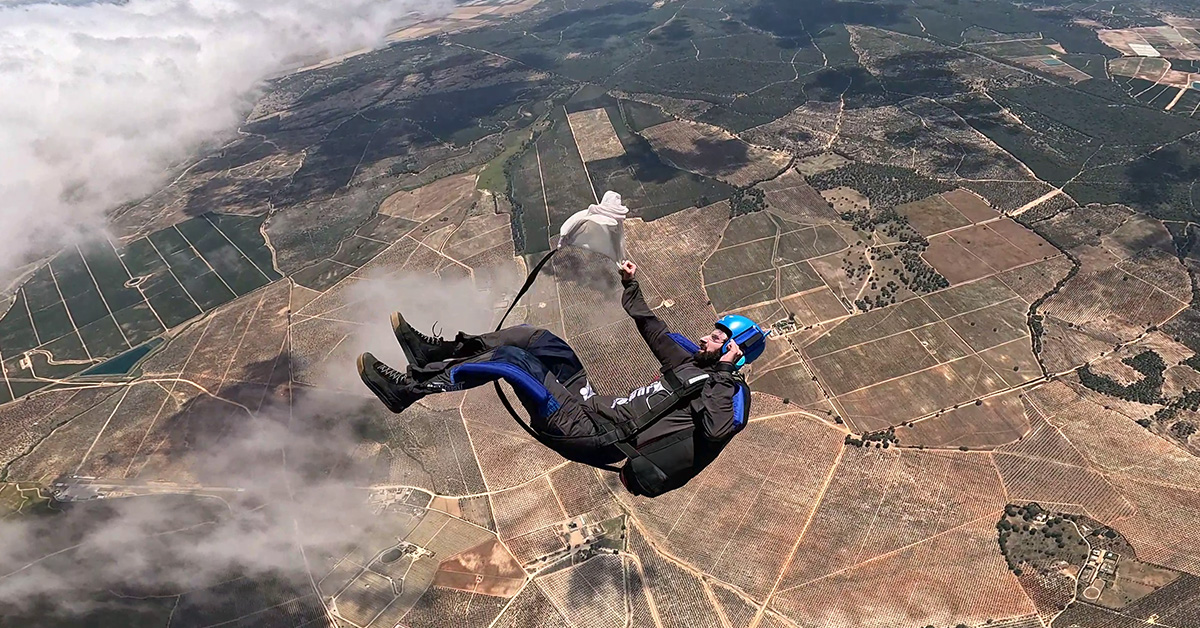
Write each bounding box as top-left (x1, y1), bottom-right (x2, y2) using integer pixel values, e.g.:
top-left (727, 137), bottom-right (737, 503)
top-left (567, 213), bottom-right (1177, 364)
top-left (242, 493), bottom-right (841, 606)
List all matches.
top-left (1178, 390), bottom-right (1200, 412)
top-left (1077, 350), bottom-right (1166, 405)
top-left (503, 131), bottom-right (543, 254)
top-left (1068, 136), bottom-right (1200, 222)
top-left (729, 186), bottom-right (767, 217)
top-left (1171, 421), bottom-right (1197, 439)
top-left (619, 99), bottom-right (673, 132)
top-left (998, 84), bottom-right (1200, 152)
top-left (1148, 389), bottom-right (1200, 436)
top-left (1164, 307), bottom-right (1200, 355)
top-left (1185, 355), bottom-right (1200, 373)
top-left (1027, 248), bottom-right (1079, 361)
top-left (996, 503), bottom-right (1086, 577)
top-left (835, 204), bottom-right (947, 312)
top-left (845, 427), bottom-right (897, 448)
top-left (808, 163), bottom-right (952, 212)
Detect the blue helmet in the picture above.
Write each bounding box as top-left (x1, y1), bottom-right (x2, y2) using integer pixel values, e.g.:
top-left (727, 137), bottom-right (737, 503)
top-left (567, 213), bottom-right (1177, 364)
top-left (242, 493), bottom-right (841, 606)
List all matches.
top-left (714, 314), bottom-right (770, 369)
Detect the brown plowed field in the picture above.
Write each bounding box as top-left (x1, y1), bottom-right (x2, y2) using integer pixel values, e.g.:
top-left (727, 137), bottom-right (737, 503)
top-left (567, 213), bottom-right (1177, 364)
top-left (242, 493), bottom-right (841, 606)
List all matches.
top-left (772, 517), bottom-right (1035, 628)
top-left (895, 389), bottom-right (1029, 449)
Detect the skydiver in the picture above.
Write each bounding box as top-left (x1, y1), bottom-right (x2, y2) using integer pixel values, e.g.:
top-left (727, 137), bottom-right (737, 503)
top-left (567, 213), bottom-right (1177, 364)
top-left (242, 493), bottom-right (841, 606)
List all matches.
top-left (356, 260), bottom-right (768, 497)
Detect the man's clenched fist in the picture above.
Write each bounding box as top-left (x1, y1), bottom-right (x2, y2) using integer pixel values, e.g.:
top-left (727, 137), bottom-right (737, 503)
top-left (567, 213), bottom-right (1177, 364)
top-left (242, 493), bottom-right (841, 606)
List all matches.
top-left (619, 260), bottom-right (637, 280)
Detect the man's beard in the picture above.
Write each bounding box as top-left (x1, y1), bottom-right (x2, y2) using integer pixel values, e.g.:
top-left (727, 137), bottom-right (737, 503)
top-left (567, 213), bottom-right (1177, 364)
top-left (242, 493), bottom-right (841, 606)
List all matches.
top-left (693, 350), bottom-right (721, 368)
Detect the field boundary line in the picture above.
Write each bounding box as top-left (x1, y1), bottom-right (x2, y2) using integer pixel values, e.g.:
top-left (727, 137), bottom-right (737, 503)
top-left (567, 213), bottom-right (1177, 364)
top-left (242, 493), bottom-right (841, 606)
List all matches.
top-left (45, 259), bottom-right (93, 361)
top-left (849, 450), bottom-right (907, 565)
top-left (144, 237), bottom-right (205, 314)
top-left (202, 214), bottom-right (274, 282)
top-left (174, 224), bottom-right (238, 297)
top-left (822, 335), bottom-right (1028, 400)
top-left (76, 244), bottom-right (133, 350)
top-left (1114, 265), bottom-right (1191, 309)
top-left (21, 287), bottom-right (42, 346)
top-left (123, 314), bottom-right (215, 478)
top-left (606, 485), bottom-right (762, 604)
top-left (74, 385), bottom-right (133, 476)
top-left (776, 509), bottom-right (1002, 595)
top-left (1021, 392), bottom-right (1139, 517)
top-left (807, 289), bottom-right (1027, 362)
top-left (363, 460), bottom-right (572, 500)
top-left (801, 252), bottom-right (1054, 352)
top-left (215, 291), bottom-right (268, 396)
top-left (708, 450), bottom-right (787, 569)
top-left (533, 578), bottom-right (579, 628)
top-left (748, 445), bottom-right (846, 628)
top-left (106, 238), bottom-right (167, 331)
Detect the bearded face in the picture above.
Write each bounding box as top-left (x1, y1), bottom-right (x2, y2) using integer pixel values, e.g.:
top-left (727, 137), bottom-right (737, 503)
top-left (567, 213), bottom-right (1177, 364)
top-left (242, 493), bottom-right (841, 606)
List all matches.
top-left (693, 327), bottom-right (730, 367)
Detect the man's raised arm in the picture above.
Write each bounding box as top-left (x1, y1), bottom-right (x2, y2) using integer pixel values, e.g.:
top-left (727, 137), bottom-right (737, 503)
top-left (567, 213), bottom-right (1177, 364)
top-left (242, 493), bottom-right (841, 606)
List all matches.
top-left (619, 261), bottom-right (692, 370)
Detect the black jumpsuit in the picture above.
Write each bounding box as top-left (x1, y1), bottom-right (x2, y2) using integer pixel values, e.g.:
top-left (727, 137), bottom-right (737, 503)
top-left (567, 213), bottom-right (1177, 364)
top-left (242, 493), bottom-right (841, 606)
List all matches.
top-left (414, 278), bottom-right (743, 488)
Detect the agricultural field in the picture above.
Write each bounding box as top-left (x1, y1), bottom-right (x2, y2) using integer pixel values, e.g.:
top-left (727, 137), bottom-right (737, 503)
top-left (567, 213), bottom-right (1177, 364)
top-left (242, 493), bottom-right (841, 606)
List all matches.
top-left (616, 408), bottom-right (845, 598)
top-left (639, 120), bottom-right (792, 187)
top-left (799, 275), bottom-right (1047, 432)
top-left (567, 107), bottom-right (626, 163)
top-left (701, 210), bottom-right (848, 313)
top-left (583, 98), bottom-right (737, 222)
top-left (508, 105), bottom-right (597, 254)
top-left (1033, 205), bottom-right (1191, 373)
top-left (894, 390), bottom-right (1031, 449)
top-left (8, 1), bottom-right (1200, 627)
top-left (1108, 56), bottom-right (1197, 92)
top-left (970, 37), bottom-right (1093, 83)
top-left (773, 516), bottom-right (1036, 628)
top-left (1097, 25), bottom-right (1200, 61)
top-left (0, 214), bottom-right (281, 403)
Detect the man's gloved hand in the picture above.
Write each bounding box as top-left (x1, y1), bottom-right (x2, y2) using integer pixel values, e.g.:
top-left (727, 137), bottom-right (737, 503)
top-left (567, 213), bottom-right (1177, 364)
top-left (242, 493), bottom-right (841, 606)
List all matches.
top-left (619, 260), bottom-right (637, 281)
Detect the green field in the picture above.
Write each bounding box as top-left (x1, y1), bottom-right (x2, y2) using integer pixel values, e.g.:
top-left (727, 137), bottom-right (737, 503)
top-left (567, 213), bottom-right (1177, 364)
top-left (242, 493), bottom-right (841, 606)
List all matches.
top-left (0, 213), bottom-right (281, 403)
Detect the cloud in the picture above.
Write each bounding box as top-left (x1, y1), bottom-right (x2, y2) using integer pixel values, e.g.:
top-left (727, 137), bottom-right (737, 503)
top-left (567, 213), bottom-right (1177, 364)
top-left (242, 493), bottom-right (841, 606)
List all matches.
top-left (0, 390), bottom-right (371, 617)
top-left (317, 268), bottom-right (521, 392)
top-left (0, 269), bottom-right (508, 620)
top-left (0, 0), bottom-right (449, 277)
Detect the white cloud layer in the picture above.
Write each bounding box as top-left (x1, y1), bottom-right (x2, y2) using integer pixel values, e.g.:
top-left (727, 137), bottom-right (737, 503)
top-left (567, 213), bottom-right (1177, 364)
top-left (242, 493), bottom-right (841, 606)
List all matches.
top-left (0, 271), bottom-right (505, 618)
top-left (0, 0), bottom-right (448, 276)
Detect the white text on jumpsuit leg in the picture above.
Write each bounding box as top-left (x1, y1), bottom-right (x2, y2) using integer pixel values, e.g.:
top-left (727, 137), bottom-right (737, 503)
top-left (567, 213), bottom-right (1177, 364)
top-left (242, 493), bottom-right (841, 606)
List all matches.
top-left (610, 381), bottom-right (665, 408)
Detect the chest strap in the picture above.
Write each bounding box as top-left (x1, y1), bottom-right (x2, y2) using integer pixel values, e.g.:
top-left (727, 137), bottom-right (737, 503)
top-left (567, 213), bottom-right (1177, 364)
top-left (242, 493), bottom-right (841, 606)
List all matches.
top-left (608, 369), bottom-right (709, 458)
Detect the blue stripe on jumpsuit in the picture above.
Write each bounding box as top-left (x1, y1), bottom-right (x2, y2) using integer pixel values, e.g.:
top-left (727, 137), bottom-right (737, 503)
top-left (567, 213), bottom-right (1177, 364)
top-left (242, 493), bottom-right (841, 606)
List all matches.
top-left (447, 345), bottom-right (562, 420)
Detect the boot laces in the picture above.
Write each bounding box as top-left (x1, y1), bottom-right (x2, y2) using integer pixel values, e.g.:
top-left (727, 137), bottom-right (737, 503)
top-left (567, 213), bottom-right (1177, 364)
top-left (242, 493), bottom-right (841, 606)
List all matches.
top-left (415, 321), bottom-right (443, 345)
top-left (375, 362), bottom-right (407, 385)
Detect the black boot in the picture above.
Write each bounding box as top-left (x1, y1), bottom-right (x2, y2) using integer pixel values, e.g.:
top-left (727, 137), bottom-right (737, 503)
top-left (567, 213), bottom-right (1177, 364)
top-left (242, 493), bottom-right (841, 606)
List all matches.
top-left (357, 352), bottom-right (427, 413)
top-left (391, 312), bottom-right (461, 368)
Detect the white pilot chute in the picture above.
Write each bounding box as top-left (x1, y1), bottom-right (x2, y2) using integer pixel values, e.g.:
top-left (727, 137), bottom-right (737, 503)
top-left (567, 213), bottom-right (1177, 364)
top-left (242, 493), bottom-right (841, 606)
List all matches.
top-left (557, 190), bottom-right (627, 264)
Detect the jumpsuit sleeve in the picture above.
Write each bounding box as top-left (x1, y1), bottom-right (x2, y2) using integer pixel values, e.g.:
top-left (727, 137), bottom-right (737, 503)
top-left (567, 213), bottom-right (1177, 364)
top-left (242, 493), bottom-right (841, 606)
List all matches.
top-left (622, 278), bottom-right (693, 370)
top-left (698, 363), bottom-right (741, 441)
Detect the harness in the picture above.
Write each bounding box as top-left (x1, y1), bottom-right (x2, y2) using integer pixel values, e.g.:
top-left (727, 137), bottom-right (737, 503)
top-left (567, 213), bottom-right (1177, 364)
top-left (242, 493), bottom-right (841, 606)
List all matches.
top-left (606, 368), bottom-right (711, 458)
top-left (603, 333), bottom-right (750, 496)
top-left (491, 250), bottom-right (750, 497)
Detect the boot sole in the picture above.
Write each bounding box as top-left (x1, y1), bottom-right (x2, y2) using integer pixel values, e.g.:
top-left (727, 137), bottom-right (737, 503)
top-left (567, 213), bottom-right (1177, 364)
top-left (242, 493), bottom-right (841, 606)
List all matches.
top-left (390, 311), bottom-right (420, 367)
top-left (357, 352), bottom-right (407, 413)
